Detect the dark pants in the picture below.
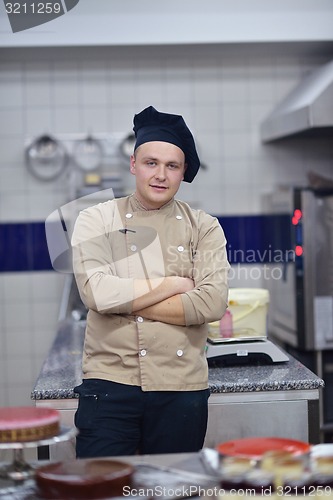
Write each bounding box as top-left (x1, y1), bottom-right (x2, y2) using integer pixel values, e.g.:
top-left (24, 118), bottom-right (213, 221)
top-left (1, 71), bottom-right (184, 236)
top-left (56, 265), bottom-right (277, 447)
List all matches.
top-left (74, 379), bottom-right (210, 458)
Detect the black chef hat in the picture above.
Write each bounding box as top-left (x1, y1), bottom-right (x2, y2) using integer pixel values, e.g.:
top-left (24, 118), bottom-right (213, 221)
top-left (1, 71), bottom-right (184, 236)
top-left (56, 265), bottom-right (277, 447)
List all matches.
top-left (133, 106), bottom-right (200, 183)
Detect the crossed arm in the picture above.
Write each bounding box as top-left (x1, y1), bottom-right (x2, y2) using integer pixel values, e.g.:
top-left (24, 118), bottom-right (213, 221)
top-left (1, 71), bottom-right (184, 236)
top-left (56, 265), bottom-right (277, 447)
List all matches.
top-left (132, 276), bottom-right (194, 326)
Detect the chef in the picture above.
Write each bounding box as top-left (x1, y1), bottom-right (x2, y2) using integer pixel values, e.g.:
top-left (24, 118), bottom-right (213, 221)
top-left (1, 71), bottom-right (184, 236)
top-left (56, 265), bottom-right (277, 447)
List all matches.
top-left (71, 105), bottom-right (229, 457)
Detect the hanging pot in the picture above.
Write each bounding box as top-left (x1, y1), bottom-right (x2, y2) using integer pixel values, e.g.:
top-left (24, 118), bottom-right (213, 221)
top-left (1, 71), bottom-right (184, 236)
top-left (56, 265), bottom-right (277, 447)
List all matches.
top-left (72, 135), bottom-right (103, 171)
top-left (119, 132), bottom-right (136, 161)
top-left (25, 134), bottom-right (69, 182)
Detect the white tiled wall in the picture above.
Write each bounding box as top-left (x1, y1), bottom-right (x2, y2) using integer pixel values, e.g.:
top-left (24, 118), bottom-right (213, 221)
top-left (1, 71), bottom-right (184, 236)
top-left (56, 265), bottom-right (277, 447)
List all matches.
top-left (0, 44), bottom-right (332, 408)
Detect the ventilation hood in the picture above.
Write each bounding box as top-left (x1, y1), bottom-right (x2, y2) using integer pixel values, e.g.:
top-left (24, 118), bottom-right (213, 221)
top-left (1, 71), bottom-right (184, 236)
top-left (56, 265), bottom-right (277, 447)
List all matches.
top-left (261, 59), bottom-right (333, 142)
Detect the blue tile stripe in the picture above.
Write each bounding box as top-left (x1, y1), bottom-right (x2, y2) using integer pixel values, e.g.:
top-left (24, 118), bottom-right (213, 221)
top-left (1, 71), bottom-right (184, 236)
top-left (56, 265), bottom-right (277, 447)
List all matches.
top-left (0, 222), bottom-right (52, 272)
top-left (218, 214), bottom-right (292, 266)
top-left (0, 215), bottom-right (292, 273)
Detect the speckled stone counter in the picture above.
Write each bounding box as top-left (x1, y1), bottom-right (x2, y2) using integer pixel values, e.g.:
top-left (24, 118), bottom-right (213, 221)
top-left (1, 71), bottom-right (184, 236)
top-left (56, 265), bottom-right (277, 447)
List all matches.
top-left (32, 319), bottom-right (85, 401)
top-left (31, 319), bottom-right (324, 401)
top-left (208, 357), bottom-right (324, 393)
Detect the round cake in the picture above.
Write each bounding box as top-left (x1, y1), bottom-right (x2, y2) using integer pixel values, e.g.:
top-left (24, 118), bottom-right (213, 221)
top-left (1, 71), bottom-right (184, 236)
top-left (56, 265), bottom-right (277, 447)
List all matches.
top-left (35, 459), bottom-right (134, 499)
top-left (0, 406), bottom-right (60, 443)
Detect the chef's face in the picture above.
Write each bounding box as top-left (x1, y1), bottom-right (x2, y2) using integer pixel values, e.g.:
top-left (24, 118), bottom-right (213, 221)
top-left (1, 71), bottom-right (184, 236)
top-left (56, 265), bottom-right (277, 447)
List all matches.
top-left (130, 141), bottom-right (186, 210)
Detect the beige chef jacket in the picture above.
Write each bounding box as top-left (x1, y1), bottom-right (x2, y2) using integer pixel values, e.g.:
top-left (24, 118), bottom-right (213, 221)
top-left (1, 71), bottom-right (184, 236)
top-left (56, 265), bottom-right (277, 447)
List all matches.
top-left (71, 194), bottom-right (229, 391)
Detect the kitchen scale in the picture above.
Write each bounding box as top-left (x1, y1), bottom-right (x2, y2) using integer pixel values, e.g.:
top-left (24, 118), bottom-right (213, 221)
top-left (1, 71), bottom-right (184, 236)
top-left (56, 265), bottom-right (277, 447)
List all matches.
top-left (206, 336), bottom-right (289, 364)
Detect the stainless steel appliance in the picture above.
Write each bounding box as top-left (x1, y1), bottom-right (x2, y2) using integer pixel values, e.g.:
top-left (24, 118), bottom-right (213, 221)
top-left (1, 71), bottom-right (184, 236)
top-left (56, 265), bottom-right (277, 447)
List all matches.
top-left (266, 186), bottom-right (333, 440)
top-left (266, 186), bottom-right (333, 351)
top-left (261, 59), bottom-right (333, 142)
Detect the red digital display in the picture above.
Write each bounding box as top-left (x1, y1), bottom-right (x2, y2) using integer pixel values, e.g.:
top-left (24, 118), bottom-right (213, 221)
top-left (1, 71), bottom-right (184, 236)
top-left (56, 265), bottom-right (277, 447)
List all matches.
top-left (295, 245), bottom-right (303, 257)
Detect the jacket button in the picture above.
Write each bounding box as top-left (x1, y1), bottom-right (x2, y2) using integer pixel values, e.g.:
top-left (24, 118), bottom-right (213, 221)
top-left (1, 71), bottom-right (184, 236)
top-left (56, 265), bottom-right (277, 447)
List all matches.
top-left (137, 316), bottom-right (144, 323)
top-left (125, 213), bottom-right (133, 219)
top-left (176, 215), bottom-right (182, 220)
top-left (177, 246), bottom-right (184, 252)
top-left (177, 349), bottom-right (183, 357)
top-left (130, 244), bottom-right (137, 252)
top-left (140, 349), bottom-right (147, 356)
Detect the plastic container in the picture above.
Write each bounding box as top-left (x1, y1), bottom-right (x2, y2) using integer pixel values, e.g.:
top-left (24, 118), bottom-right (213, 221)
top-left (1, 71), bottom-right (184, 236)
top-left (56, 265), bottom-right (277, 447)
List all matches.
top-left (226, 288), bottom-right (270, 338)
top-left (208, 320), bottom-right (221, 339)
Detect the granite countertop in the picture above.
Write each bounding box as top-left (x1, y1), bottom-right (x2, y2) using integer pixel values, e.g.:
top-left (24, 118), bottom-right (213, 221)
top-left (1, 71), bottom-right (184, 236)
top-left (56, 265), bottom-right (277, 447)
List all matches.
top-left (31, 319), bottom-right (324, 401)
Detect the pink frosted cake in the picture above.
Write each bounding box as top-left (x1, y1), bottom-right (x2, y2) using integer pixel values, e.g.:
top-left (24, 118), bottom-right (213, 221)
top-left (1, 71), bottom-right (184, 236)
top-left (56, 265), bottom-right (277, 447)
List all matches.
top-left (0, 407), bottom-right (60, 443)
